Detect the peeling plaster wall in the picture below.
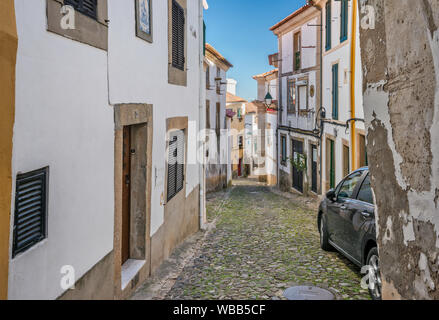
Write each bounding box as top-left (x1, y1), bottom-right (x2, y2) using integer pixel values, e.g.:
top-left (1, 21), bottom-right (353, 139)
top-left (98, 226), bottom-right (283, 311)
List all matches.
top-left (359, 0), bottom-right (439, 300)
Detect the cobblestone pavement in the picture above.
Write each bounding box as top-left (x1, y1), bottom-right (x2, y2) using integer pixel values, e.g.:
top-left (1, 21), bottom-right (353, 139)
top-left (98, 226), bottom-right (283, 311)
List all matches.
top-left (134, 180), bottom-right (371, 300)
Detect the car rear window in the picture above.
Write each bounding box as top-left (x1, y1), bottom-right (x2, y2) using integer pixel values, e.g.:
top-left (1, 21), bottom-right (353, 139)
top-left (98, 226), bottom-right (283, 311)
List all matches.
top-left (357, 174), bottom-right (373, 204)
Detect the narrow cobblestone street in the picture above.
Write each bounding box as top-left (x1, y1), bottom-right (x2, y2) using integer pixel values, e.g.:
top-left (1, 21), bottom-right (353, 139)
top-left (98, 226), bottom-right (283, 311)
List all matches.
top-left (132, 180), bottom-right (370, 300)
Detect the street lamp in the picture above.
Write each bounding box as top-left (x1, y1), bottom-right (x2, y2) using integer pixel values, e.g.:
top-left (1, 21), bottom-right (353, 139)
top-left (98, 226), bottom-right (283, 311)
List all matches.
top-left (264, 92), bottom-right (273, 108)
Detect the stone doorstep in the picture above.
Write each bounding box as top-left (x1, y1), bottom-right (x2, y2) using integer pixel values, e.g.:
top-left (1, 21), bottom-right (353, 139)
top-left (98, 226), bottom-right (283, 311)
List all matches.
top-left (121, 259), bottom-right (146, 290)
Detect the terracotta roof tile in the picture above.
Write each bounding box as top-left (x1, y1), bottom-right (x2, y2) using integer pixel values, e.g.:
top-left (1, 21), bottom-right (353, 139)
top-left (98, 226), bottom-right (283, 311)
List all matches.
top-left (270, 4), bottom-right (313, 31)
top-left (226, 92), bottom-right (247, 103)
top-left (205, 43), bottom-right (233, 68)
top-left (253, 69), bottom-right (278, 80)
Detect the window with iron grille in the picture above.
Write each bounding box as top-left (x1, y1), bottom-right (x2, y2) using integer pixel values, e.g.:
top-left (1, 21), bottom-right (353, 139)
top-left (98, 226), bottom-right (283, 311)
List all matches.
top-left (172, 0), bottom-right (185, 71)
top-left (167, 130), bottom-right (185, 202)
top-left (13, 167), bottom-right (49, 257)
top-left (65, 0), bottom-right (98, 20)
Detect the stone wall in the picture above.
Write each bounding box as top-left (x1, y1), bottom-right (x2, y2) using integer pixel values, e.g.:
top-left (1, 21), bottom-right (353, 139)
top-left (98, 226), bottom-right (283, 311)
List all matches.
top-left (358, 0), bottom-right (439, 299)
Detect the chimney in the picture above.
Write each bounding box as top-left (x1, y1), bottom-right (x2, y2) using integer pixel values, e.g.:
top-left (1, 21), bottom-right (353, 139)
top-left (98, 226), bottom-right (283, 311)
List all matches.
top-left (226, 79), bottom-right (237, 95)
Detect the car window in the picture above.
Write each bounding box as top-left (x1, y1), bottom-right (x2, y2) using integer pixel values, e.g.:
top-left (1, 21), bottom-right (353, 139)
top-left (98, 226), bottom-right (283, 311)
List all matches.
top-left (357, 174), bottom-right (373, 204)
top-left (337, 171), bottom-right (364, 199)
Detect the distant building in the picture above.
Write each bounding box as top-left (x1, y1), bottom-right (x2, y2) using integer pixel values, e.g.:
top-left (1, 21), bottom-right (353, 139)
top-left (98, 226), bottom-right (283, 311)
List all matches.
top-left (271, 4), bottom-right (322, 196)
top-left (245, 70), bottom-right (278, 185)
top-left (204, 44), bottom-right (233, 192)
top-left (226, 87), bottom-right (248, 178)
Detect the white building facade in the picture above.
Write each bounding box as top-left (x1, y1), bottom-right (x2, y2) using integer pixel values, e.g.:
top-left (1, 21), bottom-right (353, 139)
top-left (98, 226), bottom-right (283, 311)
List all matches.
top-left (315, 0), bottom-right (366, 193)
top-left (271, 4), bottom-right (322, 195)
top-left (8, 0), bottom-right (205, 300)
top-left (204, 43), bottom-right (232, 192)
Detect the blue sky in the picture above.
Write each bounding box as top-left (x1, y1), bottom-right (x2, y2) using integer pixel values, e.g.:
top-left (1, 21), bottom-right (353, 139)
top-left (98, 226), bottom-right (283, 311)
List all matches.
top-left (204, 0), bottom-right (307, 101)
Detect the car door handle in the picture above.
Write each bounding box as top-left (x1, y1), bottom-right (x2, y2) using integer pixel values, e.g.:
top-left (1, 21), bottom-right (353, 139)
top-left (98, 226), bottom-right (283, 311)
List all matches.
top-left (361, 211), bottom-right (372, 218)
top-left (340, 205), bottom-right (347, 210)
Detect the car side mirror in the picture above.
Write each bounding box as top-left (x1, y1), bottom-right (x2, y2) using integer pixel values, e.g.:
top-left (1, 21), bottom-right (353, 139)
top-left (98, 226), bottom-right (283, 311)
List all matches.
top-left (326, 189), bottom-right (337, 202)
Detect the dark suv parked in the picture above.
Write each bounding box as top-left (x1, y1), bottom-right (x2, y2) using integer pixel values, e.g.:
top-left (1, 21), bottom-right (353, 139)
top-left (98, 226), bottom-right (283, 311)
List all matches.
top-left (317, 167), bottom-right (381, 300)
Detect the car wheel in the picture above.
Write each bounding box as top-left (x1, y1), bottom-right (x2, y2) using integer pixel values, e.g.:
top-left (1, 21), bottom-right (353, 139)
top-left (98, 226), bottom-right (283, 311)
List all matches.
top-left (366, 247), bottom-right (382, 300)
top-left (319, 214), bottom-right (332, 251)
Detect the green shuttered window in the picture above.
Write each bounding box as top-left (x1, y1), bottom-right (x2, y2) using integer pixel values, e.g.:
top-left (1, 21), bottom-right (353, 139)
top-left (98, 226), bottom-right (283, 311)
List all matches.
top-left (332, 63), bottom-right (339, 120)
top-left (340, 0), bottom-right (348, 42)
top-left (325, 1), bottom-right (332, 51)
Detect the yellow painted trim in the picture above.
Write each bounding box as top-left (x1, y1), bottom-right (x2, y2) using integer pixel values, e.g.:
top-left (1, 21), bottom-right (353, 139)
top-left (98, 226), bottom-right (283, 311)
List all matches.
top-left (0, 0), bottom-right (18, 300)
top-left (350, 0), bottom-right (358, 171)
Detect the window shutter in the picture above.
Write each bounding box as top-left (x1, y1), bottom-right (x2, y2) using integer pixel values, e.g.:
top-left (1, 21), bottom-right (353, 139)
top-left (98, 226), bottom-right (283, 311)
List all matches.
top-left (13, 168), bottom-right (48, 257)
top-left (325, 1), bottom-right (331, 50)
top-left (65, 0), bottom-right (97, 20)
top-left (167, 130), bottom-right (185, 202)
top-left (172, 0), bottom-right (185, 71)
top-left (332, 64), bottom-right (339, 120)
top-left (340, 0), bottom-right (348, 42)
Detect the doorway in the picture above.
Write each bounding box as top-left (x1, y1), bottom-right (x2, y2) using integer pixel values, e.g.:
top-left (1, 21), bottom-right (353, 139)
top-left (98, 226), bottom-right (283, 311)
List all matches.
top-left (359, 134), bottom-right (367, 168)
top-left (121, 123), bottom-right (148, 266)
top-left (292, 139), bottom-right (304, 193)
top-left (327, 138), bottom-right (336, 190)
top-left (343, 144), bottom-right (350, 177)
top-left (311, 144), bottom-right (318, 193)
top-left (122, 126), bottom-right (131, 265)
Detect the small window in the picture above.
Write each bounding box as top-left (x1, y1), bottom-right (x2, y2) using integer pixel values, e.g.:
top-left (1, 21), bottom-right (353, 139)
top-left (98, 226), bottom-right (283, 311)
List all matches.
top-left (294, 32), bottom-right (301, 71)
top-left (287, 80), bottom-right (296, 114)
top-left (216, 67), bottom-right (222, 95)
top-left (239, 136), bottom-right (243, 149)
top-left (167, 130), bottom-right (185, 201)
top-left (338, 171), bottom-right (363, 200)
top-left (206, 66), bottom-right (210, 89)
top-left (357, 174), bottom-right (373, 204)
top-left (325, 1), bottom-right (332, 51)
top-left (13, 167), bottom-right (49, 257)
top-left (172, 0), bottom-right (185, 71)
top-left (281, 135), bottom-right (287, 164)
top-left (65, 0), bottom-right (98, 20)
top-left (340, 0), bottom-right (349, 42)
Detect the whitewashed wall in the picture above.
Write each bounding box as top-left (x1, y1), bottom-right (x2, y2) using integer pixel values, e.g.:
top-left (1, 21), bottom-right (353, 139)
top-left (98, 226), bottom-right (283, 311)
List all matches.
top-left (321, 0), bottom-right (364, 190)
top-left (205, 59), bottom-right (227, 166)
top-left (265, 113), bottom-right (278, 177)
top-left (108, 0), bottom-right (202, 235)
top-left (9, 0), bottom-right (114, 299)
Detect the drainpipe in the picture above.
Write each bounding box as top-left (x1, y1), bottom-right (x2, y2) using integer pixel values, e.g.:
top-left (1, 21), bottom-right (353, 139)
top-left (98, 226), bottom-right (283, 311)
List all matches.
top-left (350, 0), bottom-right (358, 171)
top-left (198, 0), bottom-right (207, 230)
top-left (309, 0), bottom-right (324, 195)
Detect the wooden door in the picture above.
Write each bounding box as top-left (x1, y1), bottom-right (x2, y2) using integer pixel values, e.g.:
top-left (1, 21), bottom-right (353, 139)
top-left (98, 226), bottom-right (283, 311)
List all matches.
top-left (329, 139), bottom-right (336, 189)
top-left (122, 126), bottom-right (131, 265)
top-left (292, 140), bottom-right (304, 193)
top-left (343, 144), bottom-right (350, 177)
top-left (311, 145), bottom-right (318, 193)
